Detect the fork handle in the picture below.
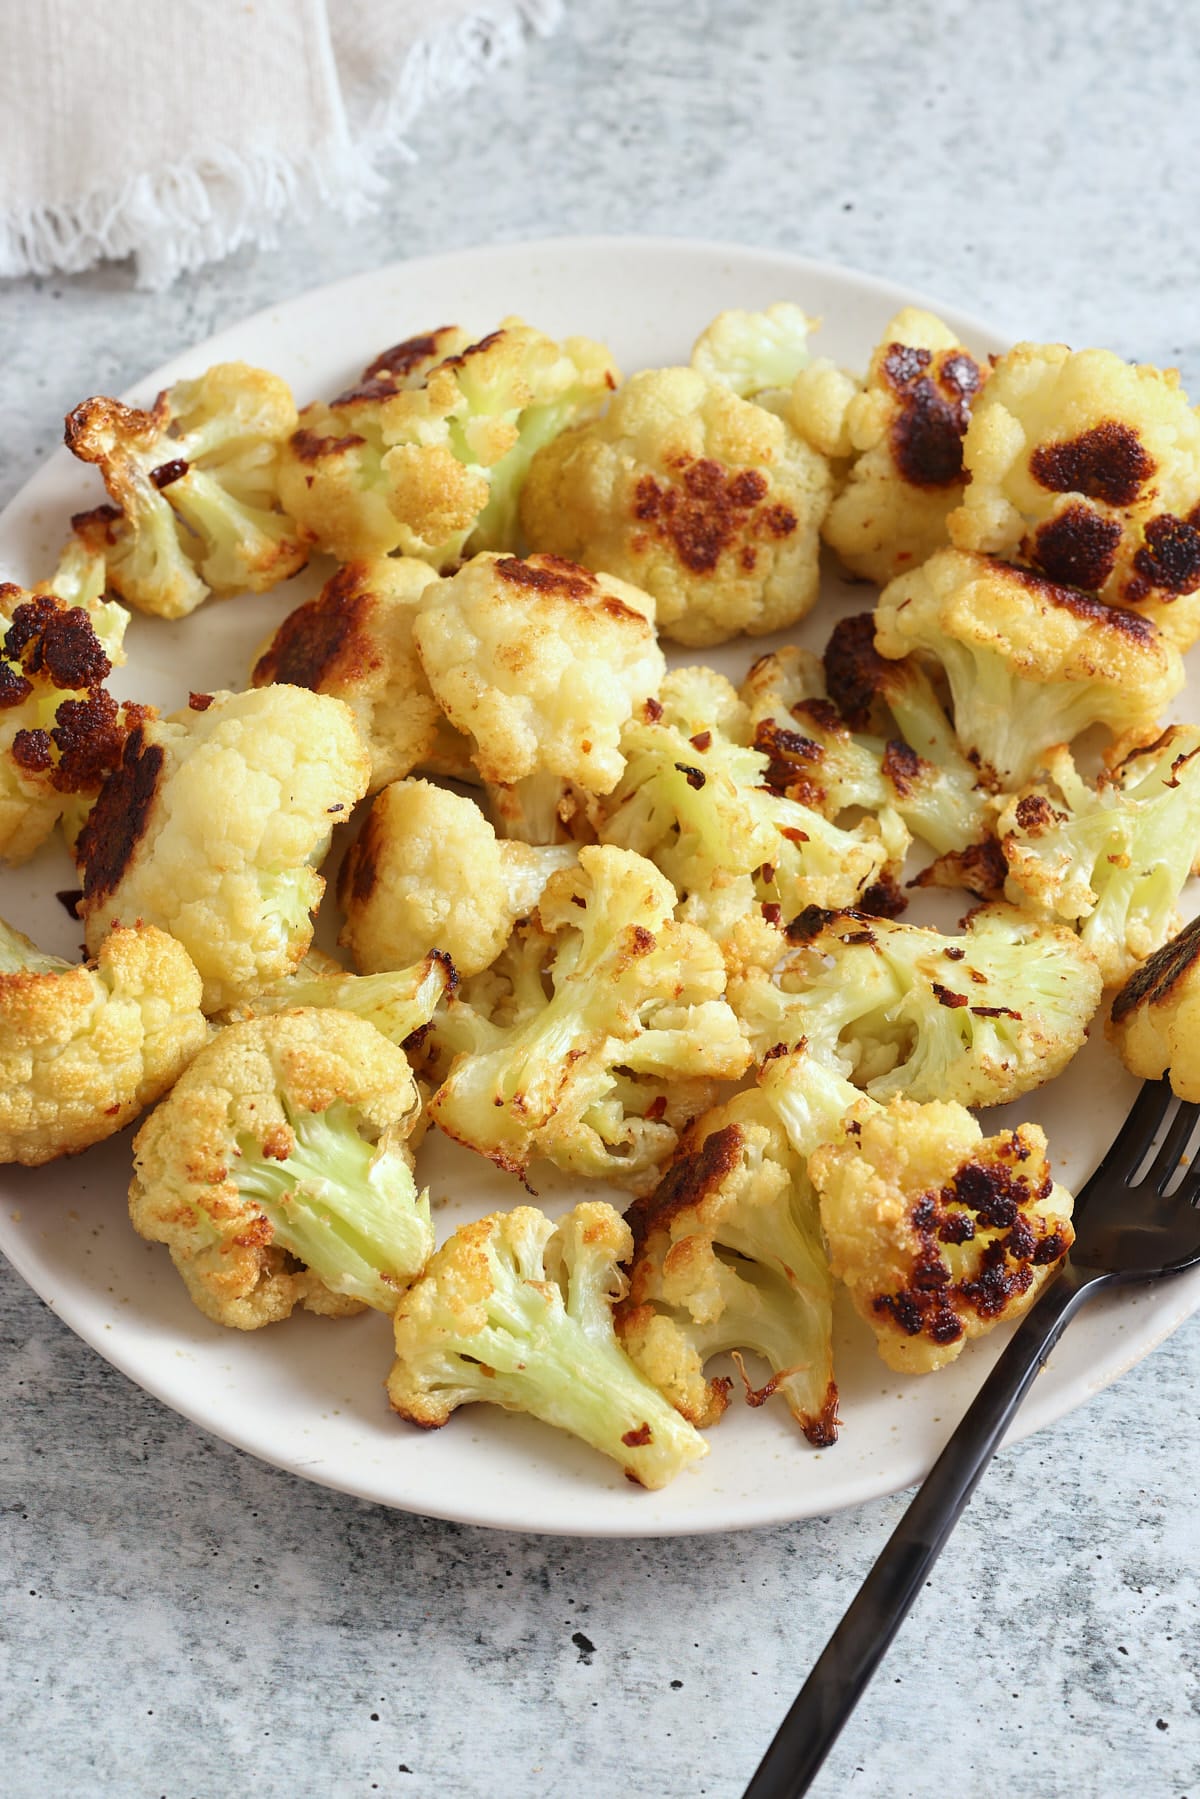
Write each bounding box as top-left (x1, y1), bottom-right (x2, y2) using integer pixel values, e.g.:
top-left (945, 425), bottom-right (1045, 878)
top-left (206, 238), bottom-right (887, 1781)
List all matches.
top-left (742, 1261), bottom-right (1111, 1799)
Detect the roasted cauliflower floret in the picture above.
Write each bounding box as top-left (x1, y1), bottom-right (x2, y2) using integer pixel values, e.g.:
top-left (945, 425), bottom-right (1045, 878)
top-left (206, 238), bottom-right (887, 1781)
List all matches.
top-left (338, 779), bottom-right (575, 979)
top-left (793, 308), bottom-right (986, 585)
top-left (811, 1099), bottom-right (1075, 1374)
top-left (690, 303), bottom-right (815, 398)
top-left (598, 665), bottom-right (908, 939)
top-left (1108, 914), bottom-right (1200, 1100)
top-left (77, 686), bottom-right (370, 1013)
top-left (0, 918), bottom-right (208, 1166)
top-left (875, 547), bottom-right (1184, 786)
top-left (0, 585), bottom-right (141, 864)
top-left (130, 1009), bottom-right (432, 1329)
top-left (35, 534), bottom-right (129, 666)
top-left (617, 1092), bottom-right (837, 1444)
top-left (731, 902), bottom-right (1102, 1109)
top-left (998, 727), bottom-right (1200, 985)
top-left (278, 319), bottom-right (617, 567)
top-left (250, 556), bottom-right (473, 790)
top-left (949, 341), bottom-right (1200, 647)
top-left (66, 362), bottom-right (305, 619)
top-left (411, 551), bottom-right (665, 841)
top-left (220, 946), bottom-right (455, 1056)
top-left (427, 845), bottom-right (751, 1192)
top-left (520, 365), bottom-right (832, 647)
top-left (387, 1200), bottom-right (706, 1488)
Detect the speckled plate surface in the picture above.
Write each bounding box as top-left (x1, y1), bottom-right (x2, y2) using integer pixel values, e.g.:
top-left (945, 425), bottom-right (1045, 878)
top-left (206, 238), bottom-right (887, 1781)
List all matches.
top-left (1, 237), bottom-right (1197, 1536)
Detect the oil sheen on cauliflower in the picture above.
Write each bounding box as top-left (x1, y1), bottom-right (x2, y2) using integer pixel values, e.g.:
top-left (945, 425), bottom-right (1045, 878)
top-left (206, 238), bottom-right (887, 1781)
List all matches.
top-left (130, 1009), bottom-right (432, 1329)
top-left (811, 1098), bottom-right (1075, 1373)
top-left (520, 365), bottom-right (832, 647)
top-left (792, 308), bottom-right (987, 585)
top-left (77, 685), bottom-right (370, 1012)
top-left (0, 917), bottom-right (208, 1166)
top-left (1108, 913), bottom-right (1200, 1101)
top-left (387, 1200), bottom-right (707, 1489)
top-left (948, 341), bottom-right (1200, 647)
top-left (875, 547), bottom-right (1184, 787)
top-left (339, 778), bottom-right (576, 980)
top-left (617, 1088), bottom-right (838, 1445)
top-left (66, 362), bottom-right (306, 618)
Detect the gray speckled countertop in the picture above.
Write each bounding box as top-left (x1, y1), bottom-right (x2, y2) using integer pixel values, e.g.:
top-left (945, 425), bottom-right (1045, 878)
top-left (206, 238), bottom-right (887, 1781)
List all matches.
top-left (3, 3), bottom-right (1199, 1795)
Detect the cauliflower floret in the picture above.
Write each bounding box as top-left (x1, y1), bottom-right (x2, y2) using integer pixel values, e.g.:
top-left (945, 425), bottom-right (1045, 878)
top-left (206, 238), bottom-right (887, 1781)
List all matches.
top-left (875, 547), bottom-right (1184, 786)
top-left (411, 551), bottom-right (665, 841)
top-left (250, 556), bottom-right (473, 790)
top-left (65, 362), bottom-right (306, 619)
top-left (220, 946), bottom-right (455, 1061)
top-left (387, 1200), bottom-right (707, 1489)
top-left (731, 902), bottom-right (1102, 1109)
top-left (130, 1008), bottom-right (432, 1329)
top-left (338, 778), bottom-right (575, 979)
top-left (427, 845), bottom-right (751, 1193)
top-left (793, 309), bottom-right (987, 585)
top-left (811, 1098), bottom-right (1075, 1374)
top-left (278, 319), bottom-right (617, 567)
top-left (948, 342), bottom-right (1200, 647)
top-left (77, 686), bottom-right (370, 1013)
top-left (997, 727), bottom-right (1200, 985)
top-left (598, 665), bottom-right (908, 939)
top-left (35, 534), bottom-right (129, 667)
top-left (617, 1089), bottom-right (838, 1444)
top-left (1108, 914), bottom-right (1200, 1100)
top-left (0, 585), bottom-right (141, 864)
top-left (520, 365), bottom-right (832, 647)
top-left (690, 303), bottom-right (815, 398)
top-left (0, 917), bottom-right (208, 1166)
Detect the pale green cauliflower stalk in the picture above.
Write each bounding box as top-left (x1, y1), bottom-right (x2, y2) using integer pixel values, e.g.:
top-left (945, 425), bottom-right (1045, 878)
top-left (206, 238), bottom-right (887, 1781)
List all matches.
top-left (428, 844), bottom-right (751, 1193)
top-left (730, 902), bottom-right (1102, 1108)
top-left (690, 303), bottom-right (815, 399)
top-left (221, 946), bottom-right (456, 1047)
top-left (998, 726), bottom-right (1200, 985)
top-left (66, 362), bottom-right (306, 619)
top-left (386, 1201), bottom-right (708, 1490)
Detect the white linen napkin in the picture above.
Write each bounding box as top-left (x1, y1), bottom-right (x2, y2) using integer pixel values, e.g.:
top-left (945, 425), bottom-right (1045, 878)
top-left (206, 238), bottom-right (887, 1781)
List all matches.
top-left (0, 0), bottom-right (560, 289)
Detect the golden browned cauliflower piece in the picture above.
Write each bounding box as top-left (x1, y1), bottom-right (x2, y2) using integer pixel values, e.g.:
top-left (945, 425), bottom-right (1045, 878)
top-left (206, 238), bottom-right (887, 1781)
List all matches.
top-left (0, 917), bottom-right (208, 1166)
top-left (66, 362), bottom-right (306, 619)
top-left (949, 342), bottom-right (1200, 648)
top-left (77, 686), bottom-right (370, 1012)
top-left (130, 1008), bottom-right (432, 1330)
top-left (875, 547), bottom-right (1184, 786)
top-left (793, 308), bottom-right (987, 585)
top-left (519, 365), bottom-right (832, 647)
top-left (1108, 914), bottom-right (1200, 1100)
top-left (338, 778), bottom-right (575, 979)
top-left (277, 320), bottom-right (617, 567)
top-left (249, 556), bottom-right (472, 790)
top-left (811, 1098), bottom-right (1075, 1374)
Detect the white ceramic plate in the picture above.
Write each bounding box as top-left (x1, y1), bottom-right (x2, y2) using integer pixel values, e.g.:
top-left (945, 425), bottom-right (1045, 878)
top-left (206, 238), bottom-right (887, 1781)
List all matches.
top-left (2, 237), bottom-right (1197, 1537)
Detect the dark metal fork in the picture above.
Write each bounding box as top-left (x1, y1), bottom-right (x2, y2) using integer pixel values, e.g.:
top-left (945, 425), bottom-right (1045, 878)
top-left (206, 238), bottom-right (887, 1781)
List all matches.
top-left (744, 1079), bottom-right (1200, 1799)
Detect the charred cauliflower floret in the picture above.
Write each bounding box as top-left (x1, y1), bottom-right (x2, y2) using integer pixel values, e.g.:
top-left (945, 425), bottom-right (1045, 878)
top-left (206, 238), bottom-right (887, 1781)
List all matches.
top-left (387, 1200), bottom-right (706, 1488)
top-left (66, 362), bottom-right (305, 619)
top-left (520, 365), bottom-right (832, 647)
top-left (731, 902), bottom-right (1101, 1109)
top-left (250, 555), bottom-right (473, 791)
top-left (811, 1099), bottom-right (1075, 1374)
top-left (617, 1090), bottom-right (838, 1444)
top-left (875, 547), bottom-right (1184, 787)
top-left (598, 665), bottom-right (908, 940)
top-left (0, 584), bottom-right (142, 864)
top-left (130, 1009), bottom-right (432, 1329)
top-left (338, 778), bottom-right (575, 979)
top-left (690, 303), bottom-right (815, 399)
top-left (77, 686), bottom-right (370, 1013)
top-left (278, 319), bottom-right (617, 567)
top-left (793, 308), bottom-right (987, 585)
top-left (35, 534), bottom-right (129, 666)
top-left (998, 727), bottom-right (1200, 985)
top-left (0, 918), bottom-right (208, 1166)
top-left (949, 342), bottom-right (1200, 647)
top-left (427, 845), bottom-right (751, 1192)
top-left (1108, 914), bottom-right (1200, 1100)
